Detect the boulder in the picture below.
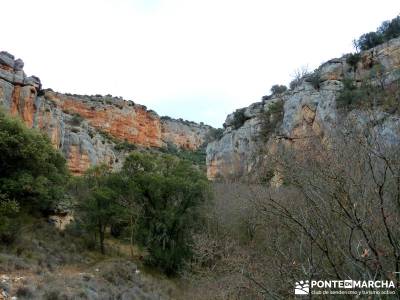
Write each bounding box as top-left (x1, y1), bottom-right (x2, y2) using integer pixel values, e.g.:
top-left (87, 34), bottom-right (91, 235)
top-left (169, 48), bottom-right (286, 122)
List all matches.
top-left (0, 51), bottom-right (15, 68)
top-left (14, 59), bottom-right (24, 71)
top-left (23, 76), bottom-right (41, 90)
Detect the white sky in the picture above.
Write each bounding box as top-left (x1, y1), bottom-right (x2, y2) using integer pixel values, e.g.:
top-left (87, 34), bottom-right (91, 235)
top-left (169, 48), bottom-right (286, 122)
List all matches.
top-left (2, 0), bottom-right (399, 127)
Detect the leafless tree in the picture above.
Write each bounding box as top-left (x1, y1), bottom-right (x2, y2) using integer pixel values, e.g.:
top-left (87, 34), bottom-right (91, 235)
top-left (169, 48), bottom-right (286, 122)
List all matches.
top-left (186, 112), bottom-right (400, 299)
top-left (251, 114), bottom-right (400, 298)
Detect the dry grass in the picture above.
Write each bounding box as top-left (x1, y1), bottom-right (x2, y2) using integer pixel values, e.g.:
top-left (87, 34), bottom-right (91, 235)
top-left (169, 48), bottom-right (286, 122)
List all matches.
top-left (0, 218), bottom-right (179, 299)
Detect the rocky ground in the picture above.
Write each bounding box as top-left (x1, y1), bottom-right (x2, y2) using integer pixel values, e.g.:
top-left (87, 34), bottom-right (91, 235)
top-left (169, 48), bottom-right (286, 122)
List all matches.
top-left (0, 218), bottom-right (179, 300)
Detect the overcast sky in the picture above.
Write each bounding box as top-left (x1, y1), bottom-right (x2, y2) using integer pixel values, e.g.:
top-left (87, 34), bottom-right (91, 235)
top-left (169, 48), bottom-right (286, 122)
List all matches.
top-left (2, 1), bottom-right (399, 127)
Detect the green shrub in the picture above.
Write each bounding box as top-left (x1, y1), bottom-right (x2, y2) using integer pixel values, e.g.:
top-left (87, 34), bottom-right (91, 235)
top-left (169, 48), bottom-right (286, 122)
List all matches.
top-left (0, 194), bottom-right (20, 244)
top-left (70, 113), bottom-right (83, 126)
top-left (122, 152), bottom-right (211, 275)
top-left (98, 130), bottom-right (118, 144)
top-left (161, 143), bottom-right (207, 167)
top-left (0, 111), bottom-right (69, 213)
top-left (356, 32), bottom-right (384, 51)
top-left (44, 289), bottom-right (61, 300)
top-left (231, 108), bottom-right (248, 129)
top-left (114, 140), bottom-right (136, 152)
top-left (205, 128), bottom-right (224, 142)
top-left (355, 15), bottom-right (400, 51)
top-left (336, 77), bottom-right (399, 112)
top-left (270, 84), bottom-right (288, 95)
top-left (380, 16), bottom-right (400, 40)
top-left (346, 53), bottom-right (361, 71)
top-left (289, 79), bottom-right (301, 90)
top-left (258, 100), bottom-right (284, 141)
top-left (73, 165), bottom-right (126, 255)
top-left (336, 78), bottom-right (362, 109)
top-left (307, 70), bottom-right (321, 90)
top-left (16, 286), bottom-right (34, 298)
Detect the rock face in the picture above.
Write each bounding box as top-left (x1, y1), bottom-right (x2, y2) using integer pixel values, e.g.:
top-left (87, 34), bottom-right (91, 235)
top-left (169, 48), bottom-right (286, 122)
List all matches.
top-left (161, 117), bottom-right (212, 150)
top-left (0, 51), bottom-right (212, 175)
top-left (207, 37), bottom-right (400, 180)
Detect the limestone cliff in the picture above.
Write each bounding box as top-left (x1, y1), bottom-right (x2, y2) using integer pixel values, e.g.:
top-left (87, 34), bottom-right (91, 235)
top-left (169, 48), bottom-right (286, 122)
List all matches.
top-left (0, 51), bottom-right (212, 175)
top-left (207, 37), bottom-right (400, 180)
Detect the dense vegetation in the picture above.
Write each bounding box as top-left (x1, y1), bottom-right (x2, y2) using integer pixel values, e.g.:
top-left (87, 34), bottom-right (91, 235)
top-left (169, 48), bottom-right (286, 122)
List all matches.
top-left (270, 84), bottom-right (287, 95)
top-left (206, 127), bottom-right (224, 142)
top-left (160, 143), bottom-right (207, 170)
top-left (230, 108), bottom-right (249, 129)
top-left (2, 15), bottom-right (400, 299)
top-left (70, 152), bottom-right (211, 275)
top-left (0, 111), bottom-right (211, 280)
top-left (336, 65), bottom-right (400, 113)
top-left (121, 153), bottom-right (211, 274)
top-left (355, 15), bottom-right (400, 51)
top-left (0, 111), bottom-right (69, 243)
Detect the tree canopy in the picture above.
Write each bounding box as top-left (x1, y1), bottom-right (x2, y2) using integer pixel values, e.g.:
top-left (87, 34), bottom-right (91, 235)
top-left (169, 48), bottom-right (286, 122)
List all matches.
top-left (73, 152), bottom-right (211, 275)
top-left (355, 15), bottom-right (400, 51)
top-left (0, 110), bottom-right (68, 212)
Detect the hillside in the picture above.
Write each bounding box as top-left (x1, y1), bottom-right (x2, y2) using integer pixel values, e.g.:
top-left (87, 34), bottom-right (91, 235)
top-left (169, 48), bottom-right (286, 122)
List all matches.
top-left (207, 36), bottom-right (400, 181)
top-left (0, 217), bottom-right (179, 299)
top-left (0, 54), bottom-right (213, 174)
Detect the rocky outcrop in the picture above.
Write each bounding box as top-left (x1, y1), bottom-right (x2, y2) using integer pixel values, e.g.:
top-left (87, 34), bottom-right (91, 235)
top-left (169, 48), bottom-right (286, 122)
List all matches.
top-left (207, 105), bottom-right (263, 180)
top-left (44, 92), bottom-right (163, 148)
top-left (207, 37), bottom-right (400, 180)
top-left (161, 117), bottom-right (212, 150)
top-left (0, 51), bottom-right (212, 175)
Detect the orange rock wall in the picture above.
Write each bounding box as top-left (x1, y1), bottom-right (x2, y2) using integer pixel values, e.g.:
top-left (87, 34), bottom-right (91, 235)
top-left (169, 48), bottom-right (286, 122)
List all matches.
top-left (46, 91), bottom-right (163, 148)
top-left (0, 51), bottom-right (212, 175)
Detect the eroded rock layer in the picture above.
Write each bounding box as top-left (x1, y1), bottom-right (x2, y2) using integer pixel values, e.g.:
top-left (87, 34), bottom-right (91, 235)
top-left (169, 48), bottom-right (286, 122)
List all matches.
top-left (207, 38), bottom-right (400, 180)
top-left (0, 51), bottom-right (212, 175)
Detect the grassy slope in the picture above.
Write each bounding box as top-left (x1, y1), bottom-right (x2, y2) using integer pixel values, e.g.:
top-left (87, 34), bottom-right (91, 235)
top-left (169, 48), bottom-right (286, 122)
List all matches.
top-left (0, 216), bottom-right (181, 300)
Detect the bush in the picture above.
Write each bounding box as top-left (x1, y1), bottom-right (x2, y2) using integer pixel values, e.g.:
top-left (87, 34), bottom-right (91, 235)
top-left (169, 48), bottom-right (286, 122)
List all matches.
top-left (336, 78), bottom-right (364, 109)
top-left (231, 108), bottom-right (248, 129)
top-left (0, 111), bottom-right (69, 213)
top-left (0, 195), bottom-right (20, 244)
top-left (270, 84), bottom-right (287, 95)
top-left (336, 76), bottom-right (399, 112)
top-left (16, 286), bottom-right (34, 298)
top-left (161, 143), bottom-right (207, 167)
top-left (70, 113), bottom-right (84, 126)
top-left (289, 79), bottom-right (301, 90)
top-left (205, 128), bottom-right (224, 142)
top-left (44, 289), bottom-right (61, 300)
top-left (307, 70), bottom-right (321, 90)
top-left (258, 100), bottom-right (284, 141)
top-left (346, 53), bottom-right (361, 71)
top-left (114, 140), bottom-right (136, 152)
